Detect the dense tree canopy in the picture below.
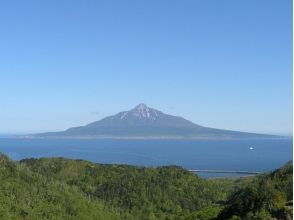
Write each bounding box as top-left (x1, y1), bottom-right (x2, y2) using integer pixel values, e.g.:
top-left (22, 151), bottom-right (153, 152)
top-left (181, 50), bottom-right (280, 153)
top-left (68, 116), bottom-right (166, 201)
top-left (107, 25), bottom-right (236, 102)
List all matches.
top-left (0, 153), bottom-right (292, 220)
top-left (217, 161), bottom-right (293, 220)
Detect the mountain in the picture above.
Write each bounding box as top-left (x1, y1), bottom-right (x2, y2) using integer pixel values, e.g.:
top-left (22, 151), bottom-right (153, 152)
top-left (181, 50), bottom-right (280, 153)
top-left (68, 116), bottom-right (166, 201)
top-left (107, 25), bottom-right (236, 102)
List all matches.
top-left (32, 103), bottom-right (279, 139)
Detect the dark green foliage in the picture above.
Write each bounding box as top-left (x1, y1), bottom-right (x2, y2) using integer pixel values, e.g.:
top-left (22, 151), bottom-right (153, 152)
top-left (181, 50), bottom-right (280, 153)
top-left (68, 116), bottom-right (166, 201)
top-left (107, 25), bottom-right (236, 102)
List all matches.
top-left (217, 162), bottom-right (293, 220)
top-left (20, 157), bottom-right (229, 219)
top-left (0, 152), bottom-right (292, 220)
top-left (0, 155), bottom-right (123, 220)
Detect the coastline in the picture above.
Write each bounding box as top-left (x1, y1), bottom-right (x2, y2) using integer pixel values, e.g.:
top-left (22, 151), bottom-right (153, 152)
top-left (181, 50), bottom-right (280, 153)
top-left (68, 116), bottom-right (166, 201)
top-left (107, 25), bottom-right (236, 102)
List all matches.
top-left (16, 135), bottom-right (289, 140)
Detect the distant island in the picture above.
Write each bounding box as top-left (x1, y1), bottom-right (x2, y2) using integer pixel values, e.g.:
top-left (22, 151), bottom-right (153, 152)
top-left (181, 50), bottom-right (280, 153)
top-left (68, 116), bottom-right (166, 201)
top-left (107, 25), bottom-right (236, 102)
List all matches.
top-left (29, 103), bottom-right (280, 139)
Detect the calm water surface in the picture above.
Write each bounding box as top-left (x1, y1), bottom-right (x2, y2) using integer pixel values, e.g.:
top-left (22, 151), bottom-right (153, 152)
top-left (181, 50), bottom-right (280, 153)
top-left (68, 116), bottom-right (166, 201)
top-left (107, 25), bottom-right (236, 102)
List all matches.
top-left (0, 138), bottom-right (292, 177)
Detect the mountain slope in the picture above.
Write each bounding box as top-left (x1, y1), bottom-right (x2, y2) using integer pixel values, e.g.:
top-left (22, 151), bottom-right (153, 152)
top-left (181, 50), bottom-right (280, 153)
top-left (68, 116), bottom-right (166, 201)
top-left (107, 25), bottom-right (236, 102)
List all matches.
top-left (1, 152), bottom-right (291, 219)
top-left (21, 156), bottom-right (229, 219)
top-left (217, 161), bottom-right (293, 220)
top-left (0, 154), bottom-right (123, 220)
top-left (34, 103), bottom-right (278, 139)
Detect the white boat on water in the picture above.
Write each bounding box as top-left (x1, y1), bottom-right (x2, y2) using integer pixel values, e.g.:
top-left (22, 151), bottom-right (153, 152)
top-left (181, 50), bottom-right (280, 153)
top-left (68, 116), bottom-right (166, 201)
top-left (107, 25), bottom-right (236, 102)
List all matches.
top-left (249, 147), bottom-right (254, 150)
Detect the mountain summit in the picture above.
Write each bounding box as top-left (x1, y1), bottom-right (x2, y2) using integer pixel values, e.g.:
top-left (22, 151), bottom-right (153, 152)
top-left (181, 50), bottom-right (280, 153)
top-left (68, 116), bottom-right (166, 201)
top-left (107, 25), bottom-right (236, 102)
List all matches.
top-left (33, 104), bottom-right (278, 139)
top-left (119, 103), bottom-right (159, 121)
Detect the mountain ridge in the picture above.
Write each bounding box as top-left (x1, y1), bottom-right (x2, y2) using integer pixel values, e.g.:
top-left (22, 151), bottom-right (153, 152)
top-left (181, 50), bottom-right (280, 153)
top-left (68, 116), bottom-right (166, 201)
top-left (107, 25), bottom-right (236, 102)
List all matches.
top-left (31, 103), bottom-right (280, 139)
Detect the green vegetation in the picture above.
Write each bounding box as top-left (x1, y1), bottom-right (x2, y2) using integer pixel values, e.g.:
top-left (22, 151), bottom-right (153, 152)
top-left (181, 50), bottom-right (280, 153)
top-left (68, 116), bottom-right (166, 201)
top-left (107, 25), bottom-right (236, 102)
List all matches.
top-left (19, 157), bottom-right (231, 219)
top-left (217, 161), bottom-right (293, 220)
top-left (0, 153), bottom-right (292, 219)
top-left (0, 154), bottom-right (122, 220)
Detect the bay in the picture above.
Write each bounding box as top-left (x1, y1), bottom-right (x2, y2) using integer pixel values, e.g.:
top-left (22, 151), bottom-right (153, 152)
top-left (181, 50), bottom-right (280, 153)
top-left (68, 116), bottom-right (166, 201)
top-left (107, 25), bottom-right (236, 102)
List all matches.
top-left (0, 138), bottom-right (292, 178)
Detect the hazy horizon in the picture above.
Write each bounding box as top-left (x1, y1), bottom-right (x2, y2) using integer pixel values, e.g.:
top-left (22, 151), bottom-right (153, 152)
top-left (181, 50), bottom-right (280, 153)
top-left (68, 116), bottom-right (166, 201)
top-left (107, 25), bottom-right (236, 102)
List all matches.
top-left (1, 0), bottom-right (292, 135)
top-left (1, 102), bottom-right (292, 136)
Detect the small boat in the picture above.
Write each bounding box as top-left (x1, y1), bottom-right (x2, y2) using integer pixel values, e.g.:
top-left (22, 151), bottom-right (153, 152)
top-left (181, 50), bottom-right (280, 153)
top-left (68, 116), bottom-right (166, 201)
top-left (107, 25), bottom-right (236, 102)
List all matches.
top-left (249, 147), bottom-right (254, 150)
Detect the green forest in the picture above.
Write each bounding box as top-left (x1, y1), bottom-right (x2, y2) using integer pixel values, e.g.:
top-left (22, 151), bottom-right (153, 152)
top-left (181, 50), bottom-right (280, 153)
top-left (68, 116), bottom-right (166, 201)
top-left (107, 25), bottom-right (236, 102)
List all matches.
top-left (0, 153), bottom-right (292, 220)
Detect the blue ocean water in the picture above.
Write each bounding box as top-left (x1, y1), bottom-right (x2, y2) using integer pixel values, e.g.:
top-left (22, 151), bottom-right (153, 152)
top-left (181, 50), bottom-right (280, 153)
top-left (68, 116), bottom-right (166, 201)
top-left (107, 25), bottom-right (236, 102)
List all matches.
top-left (0, 138), bottom-right (292, 177)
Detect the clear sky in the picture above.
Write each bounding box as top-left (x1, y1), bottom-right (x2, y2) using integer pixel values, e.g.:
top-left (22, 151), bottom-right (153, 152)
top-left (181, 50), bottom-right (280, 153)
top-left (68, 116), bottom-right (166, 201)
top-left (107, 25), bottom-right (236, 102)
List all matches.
top-left (0, 0), bottom-right (292, 135)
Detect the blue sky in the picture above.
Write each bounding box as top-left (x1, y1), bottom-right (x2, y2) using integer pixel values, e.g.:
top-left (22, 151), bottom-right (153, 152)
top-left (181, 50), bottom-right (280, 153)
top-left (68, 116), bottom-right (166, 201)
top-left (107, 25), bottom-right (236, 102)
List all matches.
top-left (0, 0), bottom-right (292, 135)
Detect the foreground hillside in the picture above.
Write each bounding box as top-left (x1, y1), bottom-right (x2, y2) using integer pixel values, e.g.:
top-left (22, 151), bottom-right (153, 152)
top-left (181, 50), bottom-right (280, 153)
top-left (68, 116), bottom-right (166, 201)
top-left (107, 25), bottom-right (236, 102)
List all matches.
top-left (217, 161), bottom-right (293, 220)
top-left (0, 153), bottom-right (292, 220)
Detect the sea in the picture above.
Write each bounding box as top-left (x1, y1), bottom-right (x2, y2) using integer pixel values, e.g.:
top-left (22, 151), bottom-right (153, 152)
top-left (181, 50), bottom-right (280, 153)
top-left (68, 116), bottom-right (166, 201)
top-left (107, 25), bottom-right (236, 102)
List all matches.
top-left (0, 138), bottom-right (292, 178)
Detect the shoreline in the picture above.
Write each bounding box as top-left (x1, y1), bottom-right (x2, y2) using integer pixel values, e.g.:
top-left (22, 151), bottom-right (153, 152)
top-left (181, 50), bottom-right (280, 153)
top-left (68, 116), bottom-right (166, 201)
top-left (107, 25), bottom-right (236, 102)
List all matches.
top-left (13, 135), bottom-right (290, 140)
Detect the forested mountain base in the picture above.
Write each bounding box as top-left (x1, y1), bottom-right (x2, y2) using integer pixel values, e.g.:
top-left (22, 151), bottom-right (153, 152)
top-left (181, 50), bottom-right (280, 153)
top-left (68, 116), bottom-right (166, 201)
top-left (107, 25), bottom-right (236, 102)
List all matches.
top-left (0, 153), bottom-right (292, 220)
